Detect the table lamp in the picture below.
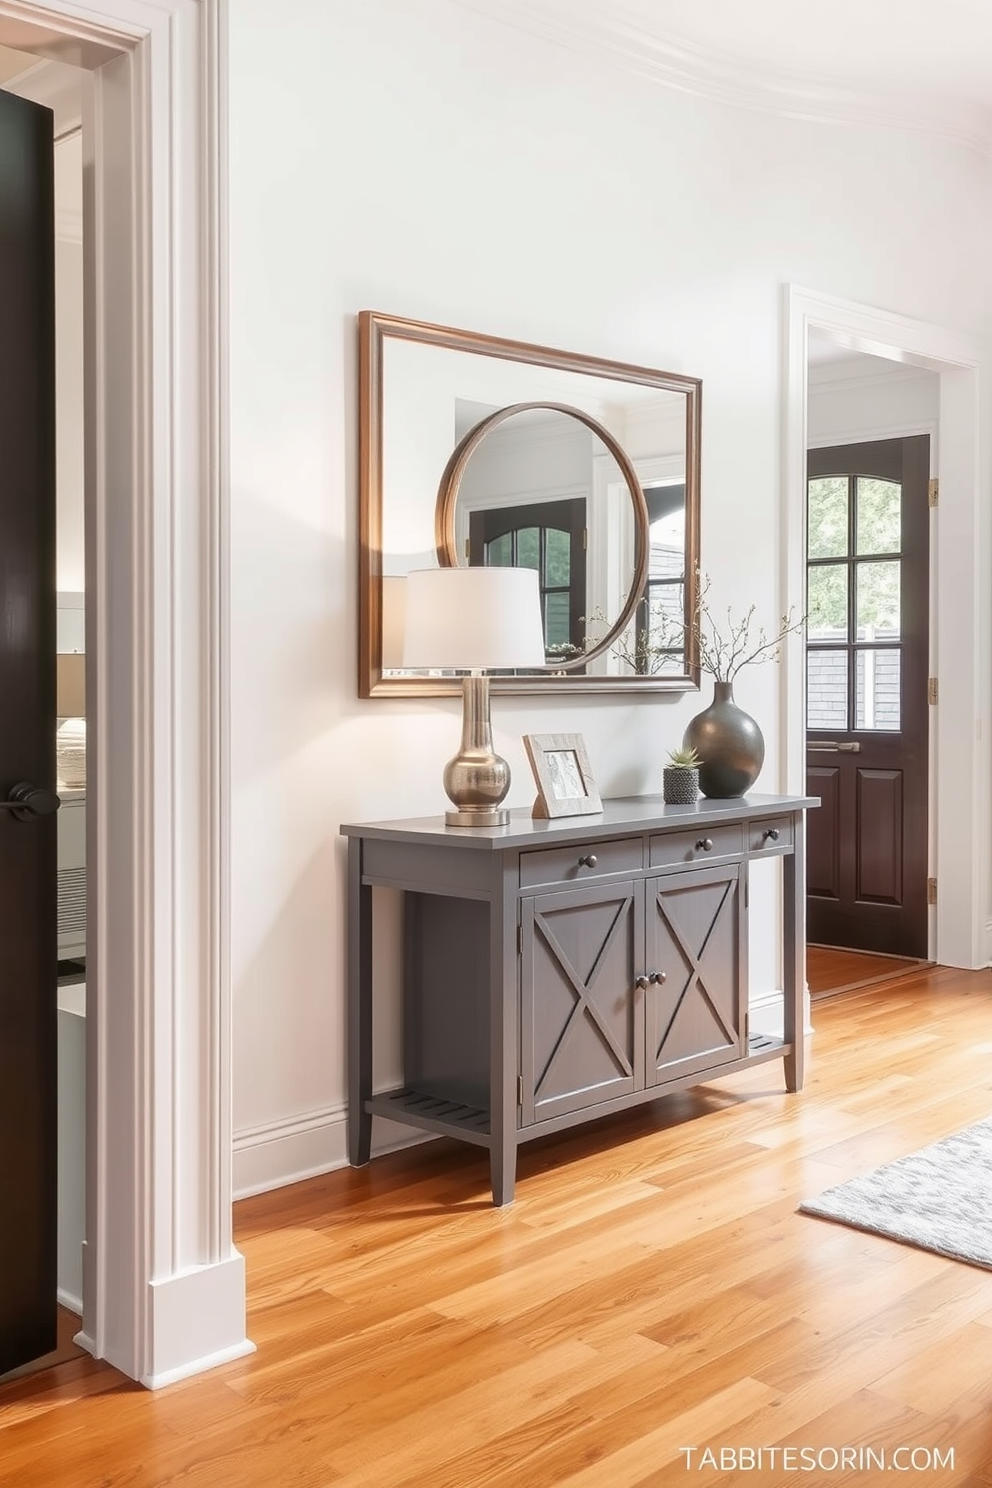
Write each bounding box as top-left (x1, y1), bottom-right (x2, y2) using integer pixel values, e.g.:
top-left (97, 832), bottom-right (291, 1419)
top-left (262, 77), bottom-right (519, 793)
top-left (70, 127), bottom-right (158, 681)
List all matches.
top-left (402, 566), bottom-right (546, 826)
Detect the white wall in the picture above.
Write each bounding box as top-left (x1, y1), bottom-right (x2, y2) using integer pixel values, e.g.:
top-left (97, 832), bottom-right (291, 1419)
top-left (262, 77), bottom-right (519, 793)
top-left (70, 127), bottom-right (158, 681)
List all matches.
top-left (227, 0), bottom-right (992, 1194)
top-left (808, 358), bottom-right (940, 449)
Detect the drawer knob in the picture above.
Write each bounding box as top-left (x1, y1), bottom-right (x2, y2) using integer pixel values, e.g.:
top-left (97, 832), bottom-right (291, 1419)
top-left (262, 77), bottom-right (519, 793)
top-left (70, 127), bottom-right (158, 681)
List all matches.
top-left (696, 838), bottom-right (713, 852)
top-left (577, 854), bottom-right (598, 868)
top-left (635, 974), bottom-right (650, 990)
top-left (763, 827), bottom-right (780, 842)
top-left (648, 970), bottom-right (667, 985)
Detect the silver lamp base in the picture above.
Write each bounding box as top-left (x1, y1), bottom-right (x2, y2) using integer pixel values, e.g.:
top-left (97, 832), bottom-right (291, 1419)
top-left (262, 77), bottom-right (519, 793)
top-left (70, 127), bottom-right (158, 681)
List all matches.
top-left (442, 674), bottom-right (511, 829)
top-left (445, 804), bottom-right (510, 828)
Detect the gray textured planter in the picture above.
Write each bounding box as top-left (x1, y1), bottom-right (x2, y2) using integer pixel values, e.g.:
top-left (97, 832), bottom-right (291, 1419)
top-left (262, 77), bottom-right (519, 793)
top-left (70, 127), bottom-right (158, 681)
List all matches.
top-left (662, 765), bottom-right (699, 805)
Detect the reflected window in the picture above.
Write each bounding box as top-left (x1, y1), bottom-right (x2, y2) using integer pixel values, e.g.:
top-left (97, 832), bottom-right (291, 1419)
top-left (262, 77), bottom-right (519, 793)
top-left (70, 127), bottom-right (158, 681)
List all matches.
top-left (469, 498), bottom-right (586, 661)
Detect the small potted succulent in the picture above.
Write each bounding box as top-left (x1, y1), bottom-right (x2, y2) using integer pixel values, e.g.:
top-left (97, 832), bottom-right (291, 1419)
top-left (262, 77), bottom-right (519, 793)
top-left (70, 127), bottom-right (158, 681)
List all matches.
top-left (663, 744), bottom-right (701, 805)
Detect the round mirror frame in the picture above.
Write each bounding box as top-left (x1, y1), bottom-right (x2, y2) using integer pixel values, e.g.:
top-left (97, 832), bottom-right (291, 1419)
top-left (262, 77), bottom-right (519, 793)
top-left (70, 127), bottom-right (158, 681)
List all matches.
top-left (433, 401), bottom-right (651, 672)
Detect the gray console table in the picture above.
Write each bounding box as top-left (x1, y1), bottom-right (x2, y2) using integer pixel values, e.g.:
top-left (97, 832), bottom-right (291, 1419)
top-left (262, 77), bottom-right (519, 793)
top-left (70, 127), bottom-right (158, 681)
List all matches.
top-left (342, 793), bottom-right (816, 1205)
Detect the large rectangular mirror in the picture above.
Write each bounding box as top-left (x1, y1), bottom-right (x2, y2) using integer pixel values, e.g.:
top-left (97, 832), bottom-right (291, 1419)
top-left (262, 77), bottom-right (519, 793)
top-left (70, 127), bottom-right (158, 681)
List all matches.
top-left (358, 311), bottom-right (701, 696)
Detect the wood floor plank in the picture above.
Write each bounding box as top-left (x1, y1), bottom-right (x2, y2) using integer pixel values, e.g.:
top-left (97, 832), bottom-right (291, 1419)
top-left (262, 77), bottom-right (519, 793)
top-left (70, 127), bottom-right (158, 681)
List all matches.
top-left (3, 966), bottom-right (992, 1486)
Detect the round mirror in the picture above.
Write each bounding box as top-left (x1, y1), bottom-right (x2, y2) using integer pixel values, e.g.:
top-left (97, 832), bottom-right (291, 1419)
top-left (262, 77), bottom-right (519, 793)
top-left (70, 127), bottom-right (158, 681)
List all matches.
top-left (433, 402), bottom-right (650, 673)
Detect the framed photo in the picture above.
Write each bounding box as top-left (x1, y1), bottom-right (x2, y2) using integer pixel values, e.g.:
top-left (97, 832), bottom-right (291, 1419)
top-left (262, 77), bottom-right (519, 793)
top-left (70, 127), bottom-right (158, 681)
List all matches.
top-left (523, 733), bottom-right (603, 820)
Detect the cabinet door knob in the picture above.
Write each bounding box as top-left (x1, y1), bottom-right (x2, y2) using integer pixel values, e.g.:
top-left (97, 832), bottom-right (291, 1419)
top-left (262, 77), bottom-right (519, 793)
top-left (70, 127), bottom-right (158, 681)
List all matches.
top-left (635, 974), bottom-right (650, 990)
top-left (696, 837), bottom-right (713, 852)
top-left (763, 827), bottom-right (780, 842)
top-left (577, 854), bottom-right (598, 868)
top-left (648, 970), bottom-right (667, 984)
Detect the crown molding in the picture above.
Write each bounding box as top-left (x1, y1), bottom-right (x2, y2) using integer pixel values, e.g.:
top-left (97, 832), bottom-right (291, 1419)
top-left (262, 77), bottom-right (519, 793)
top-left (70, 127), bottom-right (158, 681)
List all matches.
top-left (451, 0), bottom-right (992, 156)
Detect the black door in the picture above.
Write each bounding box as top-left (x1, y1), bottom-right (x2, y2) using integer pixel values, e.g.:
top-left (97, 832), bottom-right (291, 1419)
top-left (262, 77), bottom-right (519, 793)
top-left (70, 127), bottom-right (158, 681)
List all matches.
top-left (0, 89), bottom-right (58, 1376)
top-left (805, 437), bottom-right (930, 957)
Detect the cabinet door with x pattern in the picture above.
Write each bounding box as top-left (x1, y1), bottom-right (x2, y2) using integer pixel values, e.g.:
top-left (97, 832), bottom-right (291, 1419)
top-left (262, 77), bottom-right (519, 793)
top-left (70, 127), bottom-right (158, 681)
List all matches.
top-left (645, 862), bottom-right (745, 1087)
top-left (520, 880), bottom-right (641, 1126)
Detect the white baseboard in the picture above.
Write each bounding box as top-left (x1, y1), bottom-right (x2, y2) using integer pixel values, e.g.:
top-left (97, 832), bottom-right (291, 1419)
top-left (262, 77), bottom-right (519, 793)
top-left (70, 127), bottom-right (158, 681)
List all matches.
top-left (233, 1103), bottom-right (431, 1200)
top-left (748, 987), bottom-right (814, 1038)
top-left (57, 1284), bottom-right (83, 1316)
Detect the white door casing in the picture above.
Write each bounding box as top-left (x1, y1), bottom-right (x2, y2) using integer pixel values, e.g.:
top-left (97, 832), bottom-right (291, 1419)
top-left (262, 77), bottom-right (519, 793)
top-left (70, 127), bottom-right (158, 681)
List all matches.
top-left (783, 284), bottom-right (989, 972)
top-left (0, 0), bottom-right (244, 1386)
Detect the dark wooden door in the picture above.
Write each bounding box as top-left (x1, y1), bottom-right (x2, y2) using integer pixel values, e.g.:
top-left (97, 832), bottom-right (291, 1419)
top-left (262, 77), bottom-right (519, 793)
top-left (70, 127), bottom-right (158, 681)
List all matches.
top-left (520, 881), bottom-right (639, 1125)
top-left (805, 437), bottom-right (930, 957)
top-left (0, 89), bottom-right (59, 1377)
top-left (469, 497), bottom-right (586, 660)
top-left (645, 864), bottom-right (744, 1084)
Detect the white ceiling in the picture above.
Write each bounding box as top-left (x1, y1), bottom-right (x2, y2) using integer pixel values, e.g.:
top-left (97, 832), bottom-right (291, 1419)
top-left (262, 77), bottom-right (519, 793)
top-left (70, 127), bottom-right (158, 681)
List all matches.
top-left (455, 0), bottom-right (992, 152)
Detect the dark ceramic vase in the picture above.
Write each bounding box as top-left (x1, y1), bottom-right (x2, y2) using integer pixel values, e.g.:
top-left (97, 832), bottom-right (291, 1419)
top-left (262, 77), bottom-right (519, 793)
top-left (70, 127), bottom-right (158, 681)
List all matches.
top-left (683, 680), bottom-right (764, 798)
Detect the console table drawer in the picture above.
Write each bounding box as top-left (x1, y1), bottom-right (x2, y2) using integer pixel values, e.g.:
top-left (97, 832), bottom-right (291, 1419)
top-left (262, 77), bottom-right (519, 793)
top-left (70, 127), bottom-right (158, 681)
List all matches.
top-left (519, 836), bottom-right (642, 889)
top-left (748, 817), bottom-right (794, 854)
top-left (649, 822), bottom-right (743, 868)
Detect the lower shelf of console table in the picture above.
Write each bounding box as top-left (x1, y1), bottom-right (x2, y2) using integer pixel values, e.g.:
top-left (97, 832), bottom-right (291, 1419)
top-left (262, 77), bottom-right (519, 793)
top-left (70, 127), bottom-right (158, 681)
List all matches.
top-left (342, 792), bottom-right (816, 1206)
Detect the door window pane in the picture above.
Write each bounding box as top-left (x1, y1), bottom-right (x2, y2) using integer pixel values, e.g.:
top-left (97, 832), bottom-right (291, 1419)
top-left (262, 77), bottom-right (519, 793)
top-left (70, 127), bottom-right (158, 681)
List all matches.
top-left (856, 649), bottom-right (901, 730)
top-left (807, 649), bottom-right (848, 731)
top-left (544, 592), bottom-right (570, 650)
top-left (808, 564), bottom-right (848, 641)
top-left (856, 477), bottom-right (901, 555)
top-left (543, 527), bottom-right (570, 586)
top-left (486, 532), bottom-right (512, 566)
top-left (808, 476), bottom-right (849, 558)
top-left (856, 560), bottom-right (900, 639)
top-left (516, 527), bottom-right (539, 570)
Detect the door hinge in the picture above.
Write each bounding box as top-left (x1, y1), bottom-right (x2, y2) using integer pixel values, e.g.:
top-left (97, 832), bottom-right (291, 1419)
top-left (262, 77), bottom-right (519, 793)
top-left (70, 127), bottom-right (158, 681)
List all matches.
top-left (582, 526), bottom-right (588, 550)
top-left (927, 877), bottom-right (937, 906)
top-left (464, 538), bottom-right (470, 559)
top-left (928, 478), bottom-right (939, 508)
top-left (928, 677), bottom-right (938, 706)
top-left (744, 1012), bottom-right (750, 1047)
top-left (516, 923), bottom-right (522, 955)
top-left (517, 1075), bottom-right (523, 1104)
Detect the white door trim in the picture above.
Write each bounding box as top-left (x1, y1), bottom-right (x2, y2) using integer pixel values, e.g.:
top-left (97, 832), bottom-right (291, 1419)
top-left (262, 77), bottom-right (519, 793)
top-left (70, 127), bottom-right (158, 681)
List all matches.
top-left (784, 284), bottom-right (989, 970)
top-left (1, 0), bottom-right (244, 1386)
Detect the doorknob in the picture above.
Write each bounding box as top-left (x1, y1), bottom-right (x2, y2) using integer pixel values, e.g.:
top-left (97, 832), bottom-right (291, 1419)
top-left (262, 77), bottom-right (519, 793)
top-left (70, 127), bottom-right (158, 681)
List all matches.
top-left (0, 782), bottom-right (61, 822)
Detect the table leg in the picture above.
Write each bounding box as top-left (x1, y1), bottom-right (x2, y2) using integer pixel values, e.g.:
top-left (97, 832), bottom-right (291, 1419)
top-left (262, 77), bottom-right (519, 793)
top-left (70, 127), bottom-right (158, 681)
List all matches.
top-left (347, 837), bottom-right (373, 1165)
top-left (783, 812), bottom-right (807, 1092)
top-left (489, 861), bottom-right (518, 1205)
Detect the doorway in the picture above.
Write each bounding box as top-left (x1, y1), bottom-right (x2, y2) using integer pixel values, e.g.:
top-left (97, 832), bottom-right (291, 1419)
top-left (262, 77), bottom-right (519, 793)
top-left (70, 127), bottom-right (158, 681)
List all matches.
top-left (787, 287), bottom-right (988, 993)
top-left (0, 1), bottom-right (240, 1389)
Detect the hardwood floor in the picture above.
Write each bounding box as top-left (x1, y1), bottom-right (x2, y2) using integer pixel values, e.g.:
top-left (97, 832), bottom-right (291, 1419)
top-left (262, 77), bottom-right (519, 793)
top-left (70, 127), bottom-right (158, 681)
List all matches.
top-left (807, 944), bottom-right (931, 1001)
top-left (3, 964), bottom-right (992, 1485)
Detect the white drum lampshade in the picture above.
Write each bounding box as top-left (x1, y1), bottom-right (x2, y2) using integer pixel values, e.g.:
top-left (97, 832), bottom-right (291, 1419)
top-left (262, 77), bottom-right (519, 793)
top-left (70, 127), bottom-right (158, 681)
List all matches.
top-left (402, 566), bottom-right (545, 672)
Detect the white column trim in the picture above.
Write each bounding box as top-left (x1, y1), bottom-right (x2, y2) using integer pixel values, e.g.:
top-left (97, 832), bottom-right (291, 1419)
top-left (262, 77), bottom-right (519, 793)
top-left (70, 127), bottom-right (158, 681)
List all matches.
top-left (3, 0), bottom-right (241, 1385)
top-left (783, 284), bottom-right (989, 971)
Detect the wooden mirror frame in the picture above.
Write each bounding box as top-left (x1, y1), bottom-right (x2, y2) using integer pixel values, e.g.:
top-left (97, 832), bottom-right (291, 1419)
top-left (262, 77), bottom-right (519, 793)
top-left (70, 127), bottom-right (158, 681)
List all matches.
top-left (358, 310), bottom-right (702, 697)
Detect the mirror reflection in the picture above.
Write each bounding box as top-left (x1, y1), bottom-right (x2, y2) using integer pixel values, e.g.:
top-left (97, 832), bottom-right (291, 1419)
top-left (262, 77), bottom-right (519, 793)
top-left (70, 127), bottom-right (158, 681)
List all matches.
top-left (359, 312), bottom-right (701, 696)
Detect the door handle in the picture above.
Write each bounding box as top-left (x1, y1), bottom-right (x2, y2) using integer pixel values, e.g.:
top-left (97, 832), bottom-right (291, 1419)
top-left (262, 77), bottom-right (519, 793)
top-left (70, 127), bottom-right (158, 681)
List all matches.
top-left (0, 782), bottom-right (61, 821)
top-left (808, 742), bottom-right (861, 753)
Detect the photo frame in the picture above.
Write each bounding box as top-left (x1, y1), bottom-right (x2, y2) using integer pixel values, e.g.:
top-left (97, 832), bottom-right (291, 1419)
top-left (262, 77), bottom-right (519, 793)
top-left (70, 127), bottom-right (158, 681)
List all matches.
top-left (523, 733), bottom-right (603, 820)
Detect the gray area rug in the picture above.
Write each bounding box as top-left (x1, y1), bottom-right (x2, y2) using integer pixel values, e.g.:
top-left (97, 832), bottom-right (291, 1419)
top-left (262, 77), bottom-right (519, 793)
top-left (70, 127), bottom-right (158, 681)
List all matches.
top-left (799, 1117), bottom-right (992, 1270)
